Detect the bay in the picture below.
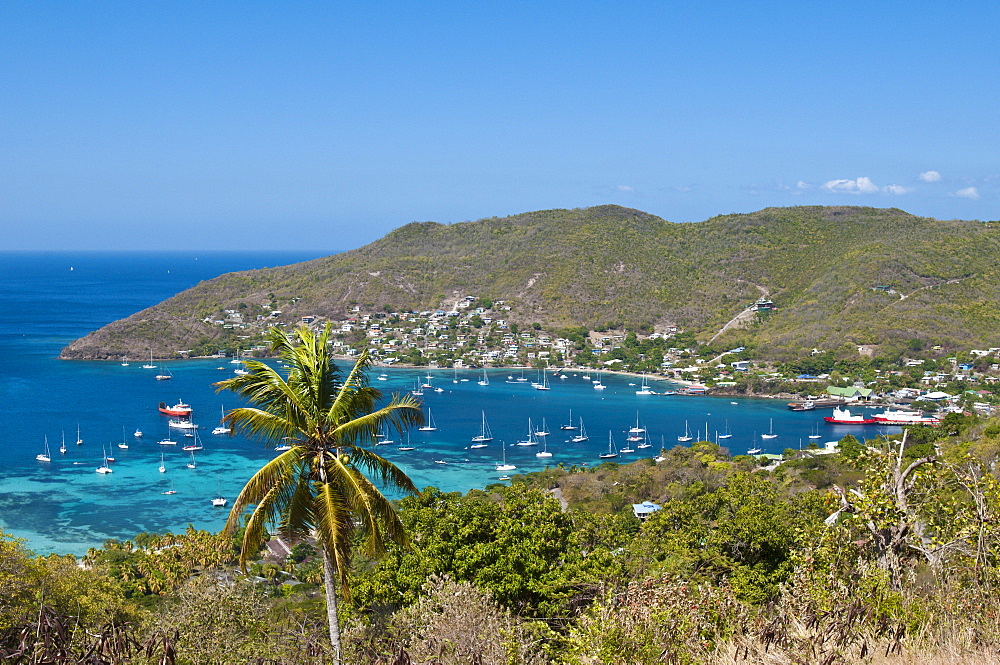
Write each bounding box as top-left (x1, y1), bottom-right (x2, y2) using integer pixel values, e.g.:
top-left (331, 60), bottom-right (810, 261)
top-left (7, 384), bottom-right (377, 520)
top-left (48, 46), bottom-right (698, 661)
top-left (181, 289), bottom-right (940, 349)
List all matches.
top-left (0, 251), bottom-right (881, 557)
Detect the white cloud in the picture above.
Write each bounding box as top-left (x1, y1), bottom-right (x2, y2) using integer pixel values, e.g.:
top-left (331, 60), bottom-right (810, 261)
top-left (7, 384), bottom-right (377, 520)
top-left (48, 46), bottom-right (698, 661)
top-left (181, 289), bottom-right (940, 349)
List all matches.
top-left (822, 177), bottom-right (880, 194)
top-left (954, 186), bottom-right (980, 199)
top-left (796, 180), bottom-right (812, 189)
top-left (919, 170), bottom-right (942, 182)
top-left (885, 184), bottom-right (913, 195)
top-left (614, 185), bottom-right (635, 193)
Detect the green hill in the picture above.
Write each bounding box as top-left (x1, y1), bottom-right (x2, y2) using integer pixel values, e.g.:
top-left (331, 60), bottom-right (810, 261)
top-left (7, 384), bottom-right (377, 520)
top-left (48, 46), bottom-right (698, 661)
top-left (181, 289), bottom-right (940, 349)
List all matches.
top-left (60, 205), bottom-right (1000, 361)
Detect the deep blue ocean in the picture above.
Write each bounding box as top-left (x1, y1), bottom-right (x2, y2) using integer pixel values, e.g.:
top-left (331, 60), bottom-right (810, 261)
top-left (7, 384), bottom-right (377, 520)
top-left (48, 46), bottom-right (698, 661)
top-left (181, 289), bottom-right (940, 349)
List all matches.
top-left (0, 251), bottom-right (878, 556)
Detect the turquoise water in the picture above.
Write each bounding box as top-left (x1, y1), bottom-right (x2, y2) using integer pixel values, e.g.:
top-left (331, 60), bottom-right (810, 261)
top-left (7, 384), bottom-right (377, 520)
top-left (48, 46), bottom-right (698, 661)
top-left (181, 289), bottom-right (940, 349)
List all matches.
top-left (0, 251), bottom-right (882, 556)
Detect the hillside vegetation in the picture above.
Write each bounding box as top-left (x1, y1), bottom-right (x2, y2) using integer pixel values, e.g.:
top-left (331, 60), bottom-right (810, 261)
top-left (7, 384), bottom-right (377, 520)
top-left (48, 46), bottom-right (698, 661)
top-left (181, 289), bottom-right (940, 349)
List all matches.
top-left (61, 205), bottom-right (1000, 361)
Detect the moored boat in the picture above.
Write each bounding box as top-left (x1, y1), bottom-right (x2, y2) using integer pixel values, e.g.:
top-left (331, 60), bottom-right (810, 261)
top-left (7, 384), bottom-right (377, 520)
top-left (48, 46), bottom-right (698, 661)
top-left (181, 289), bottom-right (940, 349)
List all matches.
top-left (158, 401), bottom-right (192, 417)
top-left (823, 406), bottom-right (877, 425)
top-left (871, 408), bottom-right (941, 425)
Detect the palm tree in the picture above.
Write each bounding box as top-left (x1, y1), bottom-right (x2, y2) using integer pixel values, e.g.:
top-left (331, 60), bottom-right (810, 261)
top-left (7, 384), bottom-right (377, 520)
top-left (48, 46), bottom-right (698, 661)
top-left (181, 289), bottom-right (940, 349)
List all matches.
top-left (215, 324), bottom-right (422, 663)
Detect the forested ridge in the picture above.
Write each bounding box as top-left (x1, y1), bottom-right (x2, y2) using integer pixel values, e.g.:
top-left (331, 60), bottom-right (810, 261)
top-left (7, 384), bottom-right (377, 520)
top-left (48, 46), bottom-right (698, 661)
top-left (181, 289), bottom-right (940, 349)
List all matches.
top-left (62, 204), bottom-right (1000, 361)
top-left (4, 412), bottom-right (1000, 663)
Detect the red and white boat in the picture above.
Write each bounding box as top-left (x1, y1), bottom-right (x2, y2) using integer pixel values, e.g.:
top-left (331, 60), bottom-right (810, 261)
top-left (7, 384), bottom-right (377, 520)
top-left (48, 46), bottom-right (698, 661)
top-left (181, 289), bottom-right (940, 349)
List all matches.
top-left (823, 407), bottom-right (877, 425)
top-left (871, 409), bottom-right (940, 426)
top-left (158, 401), bottom-right (193, 417)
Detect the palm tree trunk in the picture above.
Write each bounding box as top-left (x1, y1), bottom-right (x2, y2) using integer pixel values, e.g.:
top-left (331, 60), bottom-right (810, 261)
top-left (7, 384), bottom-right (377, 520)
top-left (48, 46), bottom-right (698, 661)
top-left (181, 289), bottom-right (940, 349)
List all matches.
top-left (323, 549), bottom-right (343, 664)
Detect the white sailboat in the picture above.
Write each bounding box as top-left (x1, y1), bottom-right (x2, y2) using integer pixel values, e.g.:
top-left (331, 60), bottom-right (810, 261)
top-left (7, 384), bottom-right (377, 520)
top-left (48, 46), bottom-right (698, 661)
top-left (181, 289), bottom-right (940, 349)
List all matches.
top-left (570, 418), bottom-right (589, 443)
top-left (599, 431), bottom-right (618, 459)
top-left (535, 436), bottom-right (552, 458)
top-left (534, 418), bottom-right (550, 437)
top-left (397, 431), bottom-right (415, 451)
top-left (212, 405), bottom-right (231, 435)
top-left (677, 421), bottom-right (693, 442)
top-left (637, 431), bottom-right (652, 449)
top-left (118, 426), bottom-right (129, 449)
top-left (496, 442), bottom-right (517, 472)
top-left (635, 375), bottom-right (654, 395)
top-left (809, 423), bottom-right (822, 439)
top-left (377, 423), bottom-right (394, 446)
top-left (142, 349), bottom-right (156, 369)
top-left (534, 372), bottom-right (550, 390)
top-left (411, 380), bottom-right (424, 396)
top-left (470, 411), bottom-right (492, 447)
top-left (59, 431), bottom-right (67, 454)
top-left (155, 366), bottom-right (172, 380)
top-left (75, 424), bottom-right (83, 446)
top-left (96, 447), bottom-right (113, 474)
top-left (418, 408), bottom-right (437, 431)
top-left (761, 418), bottom-right (778, 440)
top-left (718, 420), bottom-right (733, 439)
top-left (559, 409), bottom-right (577, 431)
top-left (134, 428), bottom-right (143, 438)
top-left (187, 451), bottom-right (197, 469)
top-left (211, 478), bottom-right (227, 507)
top-left (158, 452), bottom-right (166, 473)
top-left (36, 436), bottom-right (52, 462)
top-left (747, 432), bottom-right (762, 455)
top-left (516, 418), bottom-right (539, 446)
top-left (121, 356), bottom-right (129, 366)
top-left (593, 371), bottom-right (606, 390)
top-left (182, 430), bottom-right (204, 451)
top-left (477, 369), bottom-right (489, 386)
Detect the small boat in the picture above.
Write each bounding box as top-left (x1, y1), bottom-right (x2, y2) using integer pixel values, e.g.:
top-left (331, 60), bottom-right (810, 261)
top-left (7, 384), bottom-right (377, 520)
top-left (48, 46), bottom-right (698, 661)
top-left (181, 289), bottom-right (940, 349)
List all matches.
top-left (168, 419), bottom-right (198, 429)
top-left (628, 412), bottom-right (646, 435)
top-left (534, 418), bottom-right (550, 437)
top-left (118, 426), bottom-right (129, 449)
top-left (599, 431), bottom-right (618, 459)
top-left (59, 432), bottom-right (67, 454)
top-left (418, 408), bottom-right (437, 432)
top-left (516, 419), bottom-right (539, 446)
top-left (274, 437), bottom-right (294, 452)
top-left (142, 350), bottom-right (156, 369)
top-left (158, 452), bottom-right (166, 473)
top-left (570, 418), bottom-right (589, 443)
top-left (747, 433), bottom-right (761, 455)
top-left (635, 375), bottom-right (654, 395)
top-left (36, 436), bottom-right (52, 462)
top-left (809, 423), bottom-right (822, 439)
top-left (75, 424), bottom-right (83, 446)
top-left (677, 421), bottom-right (693, 442)
top-left (121, 356), bottom-right (129, 366)
top-left (516, 370), bottom-right (528, 382)
top-left (161, 481), bottom-right (176, 495)
top-left (211, 479), bottom-right (227, 507)
top-left (411, 380), bottom-right (424, 396)
top-left (377, 423), bottom-right (394, 446)
top-left (761, 418), bottom-right (778, 439)
top-left (158, 401), bottom-right (192, 417)
top-left (477, 369), bottom-right (489, 386)
top-left (637, 431), bottom-right (652, 449)
top-left (495, 442), bottom-right (517, 471)
top-left (96, 447), bottom-right (113, 474)
top-left (498, 475), bottom-right (512, 481)
top-left (397, 431), bottom-right (415, 451)
top-left (593, 371), bottom-right (606, 390)
top-left (536, 437), bottom-right (552, 458)
top-left (421, 374), bottom-right (434, 389)
top-left (212, 405), bottom-right (231, 435)
top-left (155, 366), bottom-right (172, 380)
top-left (534, 373), bottom-right (551, 391)
top-left (182, 430), bottom-right (204, 451)
top-left (377, 373), bottom-right (388, 381)
top-left (133, 428), bottom-right (143, 438)
top-left (718, 420), bottom-right (733, 440)
top-left (187, 451), bottom-right (197, 469)
top-left (434, 459), bottom-right (448, 465)
top-left (158, 430), bottom-right (177, 445)
top-left (559, 409), bottom-right (578, 431)
top-left (471, 411), bottom-right (493, 445)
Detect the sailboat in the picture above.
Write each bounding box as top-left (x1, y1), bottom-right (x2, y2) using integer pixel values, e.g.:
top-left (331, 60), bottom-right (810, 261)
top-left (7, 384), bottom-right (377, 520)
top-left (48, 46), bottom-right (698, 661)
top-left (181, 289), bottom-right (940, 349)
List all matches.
top-left (36, 436), bottom-right (52, 462)
top-left (142, 349), bottom-right (156, 369)
top-left (453, 366), bottom-right (459, 383)
top-left (635, 375), bottom-right (654, 395)
top-left (397, 431), bottom-right (415, 451)
top-left (75, 424), bottom-right (83, 446)
top-left (187, 451), bottom-right (197, 469)
top-left (158, 452), bottom-right (166, 473)
top-left (59, 431), bottom-right (67, 454)
top-left (470, 411), bottom-right (492, 447)
top-left (761, 418), bottom-right (778, 440)
top-left (534, 418), bottom-right (550, 437)
top-left (117, 426), bottom-right (129, 449)
top-left (570, 418), bottom-right (589, 443)
top-left (809, 423), bottom-right (822, 440)
top-left (477, 369), bottom-right (489, 386)
top-left (516, 418), bottom-right (539, 446)
top-left (154, 365), bottom-right (172, 381)
top-left (560, 409), bottom-right (577, 431)
top-left (211, 478), bottom-right (227, 507)
top-left (212, 405), bottom-right (231, 435)
top-left (411, 380), bottom-right (424, 396)
top-left (536, 436), bottom-right (553, 458)
top-left (96, 447), bottom-right (113, 473)
top-left (637, 431), bottom-right (652, 449)
top-left (593, 371), bottom-right (606, 390)
top-left (421, 373), bottom-right (434, 389)
top-left (496, 442), bottom-right (517, 471)
top-left (418, 408), bottom-right (437, 431)
top-left (121, 356), bottom-right (129, 366)
top-left (158, 428), bottom-right (177, 445)
top-left (534, 372), bottom-right (550, 391)
top-left (182, 430), bottom-right (204, 451)
top-left (627, 413), bottom-right (645, 441)
top-left (677, 421), bottom-right (693, 442)
top-left (599, 431), bottom-right (618, 459)
top-left (134, 428), bottom-right (143, 438)
top-left (718, 420), bottom-right (733, 439)
top-left (161, 481), bottom-right (177, 495)
top-left (377, 423), bottom-right (394, 446)
top-left (747, 432), bottom-right (762, 455)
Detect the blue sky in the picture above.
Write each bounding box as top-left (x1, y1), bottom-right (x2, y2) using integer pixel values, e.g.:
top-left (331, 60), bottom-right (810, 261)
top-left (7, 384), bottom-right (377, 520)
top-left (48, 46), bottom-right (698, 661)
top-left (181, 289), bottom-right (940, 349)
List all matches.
top-left (2, 1), bottom-right (997, 250)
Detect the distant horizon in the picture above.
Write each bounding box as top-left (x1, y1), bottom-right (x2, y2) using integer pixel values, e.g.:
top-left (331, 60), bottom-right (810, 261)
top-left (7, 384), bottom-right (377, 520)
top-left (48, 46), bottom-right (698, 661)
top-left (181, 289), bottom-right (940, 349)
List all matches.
top-left (3, 2), bottom-right (996, 250)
